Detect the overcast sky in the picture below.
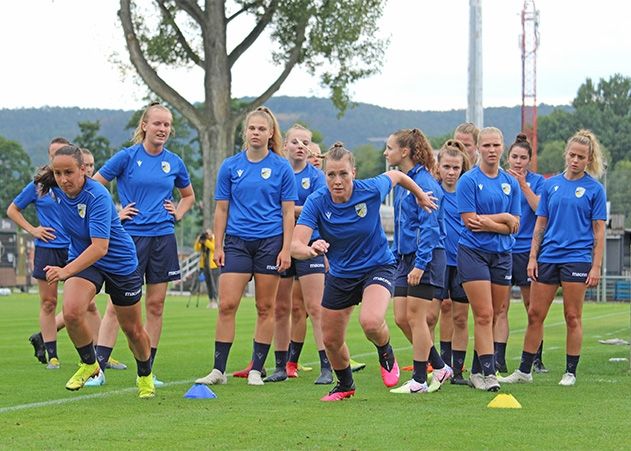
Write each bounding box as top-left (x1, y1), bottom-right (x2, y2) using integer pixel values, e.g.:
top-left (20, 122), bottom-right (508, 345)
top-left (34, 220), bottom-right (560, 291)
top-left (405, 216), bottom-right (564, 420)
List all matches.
top-left (1, 0), bottom-right (629, 112)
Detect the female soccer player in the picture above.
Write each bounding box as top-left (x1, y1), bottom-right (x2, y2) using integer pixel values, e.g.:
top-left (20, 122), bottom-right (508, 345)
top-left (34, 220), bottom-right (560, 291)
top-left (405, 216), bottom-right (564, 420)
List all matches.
top-left (36, 145), bottom-right (155, 398)
top-left (456, 127), bottom-right (521, 392)
top-left (307, 142), bottom-right (323, 169)
top-left (435, 139), bottom-right (471, 385)
top-left (8, 137), bottom-right (71, 369)
top-left (493, 134), bottom-right (546, 373)
top-left (384, 129), bottom-right (452, 395)
top-left (500, 130), bottom-right (606, 386)
top-left (93, 103), bottom-right (195, 384)
top-left (195, 106), bottom-right (297, 386)
top-left (292, 143), bottom-right (437, 401)
top-left (260, 124), bottom-right (332, 385)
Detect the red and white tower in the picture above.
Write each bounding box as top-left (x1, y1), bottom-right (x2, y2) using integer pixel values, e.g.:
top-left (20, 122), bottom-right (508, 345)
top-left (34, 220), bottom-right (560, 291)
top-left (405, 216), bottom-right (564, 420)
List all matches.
top-left (520, 0), bottom-right (540, 169)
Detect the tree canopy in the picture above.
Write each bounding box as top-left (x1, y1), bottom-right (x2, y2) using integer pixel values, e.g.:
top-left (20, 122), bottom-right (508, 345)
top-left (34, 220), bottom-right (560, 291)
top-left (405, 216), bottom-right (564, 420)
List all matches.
top-left (0, 136), bottom-right (33, 219)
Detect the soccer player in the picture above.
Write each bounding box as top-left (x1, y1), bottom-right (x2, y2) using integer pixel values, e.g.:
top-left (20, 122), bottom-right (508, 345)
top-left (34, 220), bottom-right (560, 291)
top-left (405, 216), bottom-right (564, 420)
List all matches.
top-left (499, 130), bottom-right (606, 386)
top-left (307, 142), bottom-right (323, 169)
top-left (384, 128), bottom-right (453, 395)
top-left (493, 134), bottom-right (546, 373)
top-left (8, 137), bottom-right (71, 369)
top-left (454, 122), bottom-right (480, 166)
top-left (93, 103), bottom-right (195, 385)
top-left (292, 142), bottom-right (437, 401)
top-left (36, 144), bottom-right (155, 398)
top-left (195, 106), bottom-right (297, 386)
top-left (456, 127), bottom-right (521, 391)
top-left (435, 139), bottom-right (471, 385)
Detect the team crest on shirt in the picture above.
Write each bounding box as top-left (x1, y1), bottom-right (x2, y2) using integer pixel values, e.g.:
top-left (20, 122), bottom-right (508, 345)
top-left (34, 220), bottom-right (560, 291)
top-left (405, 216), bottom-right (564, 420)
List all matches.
top-left (261, 168), bottom-right (272, 179)
top-left (501, 183), bottom-right (511, 195)
top-left (236, 169), bottom-right (244, 177)
top-left (77, 204), bottom-right (86, 219)
top-left (478, 183), bottom-right (483, 190)
top-left (161, 161), bottom-right (171, 173)
top-left (301, 177), bottom-right (310, 189)
top-left (575, 187), bottom-right (586, 198)
top-left (355, 203), bottom-right (367, 218)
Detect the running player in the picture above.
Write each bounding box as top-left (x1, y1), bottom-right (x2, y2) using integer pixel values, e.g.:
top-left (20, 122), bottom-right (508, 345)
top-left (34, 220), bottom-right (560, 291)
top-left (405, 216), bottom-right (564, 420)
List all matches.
top-left (493, 133), bottom-right (546, 373)
top-left (195, 106), bottom-right (297, 386)
top-left (435, 139), bottom-right (471, 385)
top-left (93, 103), bottom-right (195, 385)
top-left (8, 137), bottom-right (71, 369)
top-left (457, 127), bottom-right (521, 391)
top-left (292, 142), bottom-right (437, 401)
top-left (36, 145), bottom-right (154, 397)
top-left (384, 129), bottom-right (453, 395)
top-left (499, 130), bottom-right (606, 386)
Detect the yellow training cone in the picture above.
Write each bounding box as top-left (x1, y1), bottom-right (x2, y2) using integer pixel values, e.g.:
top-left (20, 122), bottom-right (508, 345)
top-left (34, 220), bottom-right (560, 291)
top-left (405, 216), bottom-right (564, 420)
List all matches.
top-left (487, 394), bottom-right (522, 409)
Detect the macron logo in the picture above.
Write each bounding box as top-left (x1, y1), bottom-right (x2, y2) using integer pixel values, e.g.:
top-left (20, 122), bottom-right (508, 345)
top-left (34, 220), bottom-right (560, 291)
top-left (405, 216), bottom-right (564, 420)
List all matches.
top-left (266, 265), bottom-right (278, 270)
top-left (237, 169), bottom-right (244, 177)
top-left (137, 160), bottom-right (142, 167)
top-left (572, 272), bottom-right (588, 278)
top-left (325, 211), bottom-right (332, 219)
top-left (372, 276), bottom-right (392, 286)
top-left (168, 270), bottom-right (181, 276)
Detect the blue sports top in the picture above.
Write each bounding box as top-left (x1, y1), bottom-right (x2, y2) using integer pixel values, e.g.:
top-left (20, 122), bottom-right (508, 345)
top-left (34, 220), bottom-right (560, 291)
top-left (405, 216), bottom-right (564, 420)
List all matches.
top-left (216, 150), bottom-right (298, 240)
top-left (51, 178), bottom-right (138, 276)
top-left (536, 172), bottom-right (606, 263)
top-left (12, 181), bottom-right (70, 249)
top-left (457, 166), bottom-right (521, 253)
top-left (294, 163), bottom-right (325, 241)
top-left (442, 190), bottom-right (463, 267)
top-left (297, 174), bottom-right (395, 278)
top-left (393, 164), bottom-right (444, 270)
top-left (98, 143), bottom-right (191, 237)
top-left (513, 171), bottom-right (545, 253)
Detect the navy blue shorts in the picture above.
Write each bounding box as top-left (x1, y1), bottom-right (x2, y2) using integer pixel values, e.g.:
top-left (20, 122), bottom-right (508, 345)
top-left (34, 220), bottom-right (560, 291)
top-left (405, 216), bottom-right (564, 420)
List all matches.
top-left (511, 252), bottom-right (531, 287)
top-left (437, 265), bottom-right (468, 303)
top-left (457, 244), bottom-right (512, 286)
top-left (133, 234), bottom-right (181, 284)
top-left (536, 261), bottom-right (592, 285)
top-left (281, 255), bottom-right (327, 279)
top-left (322, 264), bottom-right (396, 310)
top-left (71, 265), bottom-right (143, 306)
top-left (222, 234), bottom-right (283, 275)
top-left (393, 250), bottom-right (446, 299)
top-left (32, 246), bottom-right (68, 281)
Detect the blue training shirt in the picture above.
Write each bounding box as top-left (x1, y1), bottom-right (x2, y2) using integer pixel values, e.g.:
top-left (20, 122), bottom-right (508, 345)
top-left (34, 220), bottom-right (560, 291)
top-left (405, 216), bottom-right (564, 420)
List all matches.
top-left (513, 171), bottom-right (545, 253)
top-left (51, 178), bottom-right (138, 276)
top-left (393, 165), bottom-right (444, 270)
top-left (216, 150), bottom-right (298, 240)
top-left (457, 166), bottom-right (521, 253)
top-left (12, 181), bottom-right (70, 249)
top-left (297, 174), bottom-right (395, 278)
top-left (442, 190), bottom-right (463, 267)
top-left (98, 143), bottom-right (191, 237)
top-left (536, 172), bottom-right (606, 263)
top-left (294, 163), bottom-right (325, 240)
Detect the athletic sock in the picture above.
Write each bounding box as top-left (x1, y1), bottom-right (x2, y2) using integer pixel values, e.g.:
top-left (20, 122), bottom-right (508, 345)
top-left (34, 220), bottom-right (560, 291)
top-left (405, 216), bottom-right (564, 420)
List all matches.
top-left (274, 350), bottom-right (289, 371)
top-left (44, 341), bottom-right (58, 360)
top-left (535, 341), bottom-right (544, 361)
top-left (213, 341), bottom-right (232, 373)
top-left (428, 345), bottom-right (445, 370)
top-left (96, 346), bottom-right (114, 371)
top-left (376, 341), bottom-right (395, 371)
top-left (251, 341), bottom-right (271, 372)
top-left (452, 349), bottom-right (466, 374)
top-left (288, 341), bottom-right (304, 364)
top-left (318, 349), bottom-right (331, 370)
top-left (334, 365), bottom-right (354, 388)
top-left (471, 350), bottom-right (481, 374)
top-left (76, 343), bottom-right (96, 364)
top-left (439, 341), bottom-right (452, 368)
top-left (135, 358), bottom-right (152, 377)
top-left (494, 341), bottom-right (507, 367)
top-left (566, 354), bottom-right (580, 375)
top-left (412, 360), bottom-right (428, 384)
top-left (150, 347), bottom-right (158, 367)
top-left (518, 351), bottom-right (536, 374)
top-left (478, 353), bottom-right (495, 376)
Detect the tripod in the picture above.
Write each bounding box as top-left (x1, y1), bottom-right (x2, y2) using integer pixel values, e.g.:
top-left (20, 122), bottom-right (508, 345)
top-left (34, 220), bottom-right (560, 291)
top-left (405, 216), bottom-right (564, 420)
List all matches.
top-left (186, 268), bottom-right (204, 308)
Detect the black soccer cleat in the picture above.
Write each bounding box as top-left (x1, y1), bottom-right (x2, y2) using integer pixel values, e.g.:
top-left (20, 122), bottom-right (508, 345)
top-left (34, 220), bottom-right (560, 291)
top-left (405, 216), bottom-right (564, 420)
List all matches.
top-left (29, 332), bottom-right (47, 364)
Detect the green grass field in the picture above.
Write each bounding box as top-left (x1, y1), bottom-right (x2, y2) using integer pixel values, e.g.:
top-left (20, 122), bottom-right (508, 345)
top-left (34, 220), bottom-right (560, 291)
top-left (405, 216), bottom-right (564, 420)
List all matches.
top-left (1, 293), bottom-right (630, 449)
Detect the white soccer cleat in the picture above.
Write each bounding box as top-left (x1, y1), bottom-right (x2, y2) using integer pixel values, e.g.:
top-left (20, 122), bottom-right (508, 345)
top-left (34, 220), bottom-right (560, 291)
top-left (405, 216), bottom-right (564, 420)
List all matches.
top-left (390, 379), bottom-right (428, 394)
top-left (469, 373), bottom-right (486, 390)
top-left (558, 372), bottom-right (576, 386)
top-left (195, 368), bottom-right (227, 385)
top-left (247, 370), bottom-right (264, 386)
top-left (85, 369), bottom-right (106, 387)
top-left (498, 370), bottom-right (533, 384)
top-left (428, 364), bottom-right (453, 393)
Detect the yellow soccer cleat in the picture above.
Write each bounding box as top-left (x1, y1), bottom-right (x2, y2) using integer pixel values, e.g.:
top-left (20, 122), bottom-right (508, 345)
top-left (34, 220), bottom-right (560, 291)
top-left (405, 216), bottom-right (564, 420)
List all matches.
top-left (137, 373), bottom-right (156, 399)
top-left (65, 362), bottom-right (99, 391)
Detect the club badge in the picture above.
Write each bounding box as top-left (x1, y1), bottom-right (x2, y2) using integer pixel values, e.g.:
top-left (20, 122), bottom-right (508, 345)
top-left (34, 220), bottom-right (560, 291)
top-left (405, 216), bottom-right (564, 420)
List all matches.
top-left (261, 168), bottom-right (272, 179)
top-left (355, 203), bottom-right (367, 218)
top-left (77, 204), bottom-right (86, 219)
top-left (161, 161), bottom-right (171, 173)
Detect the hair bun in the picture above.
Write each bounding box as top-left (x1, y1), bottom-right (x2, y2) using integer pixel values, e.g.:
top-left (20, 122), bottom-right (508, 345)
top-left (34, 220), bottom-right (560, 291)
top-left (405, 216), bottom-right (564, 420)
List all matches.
top-left (516, 133), bottom-right (529, 142)
top-left (331, 142), bottom-right (345, 149)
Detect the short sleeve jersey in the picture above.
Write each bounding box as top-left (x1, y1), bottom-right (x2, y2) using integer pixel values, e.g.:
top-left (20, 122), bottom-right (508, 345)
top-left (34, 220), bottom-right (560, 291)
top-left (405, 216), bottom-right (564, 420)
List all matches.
top-left (536, 172), bottom-right (606, 263)
top-left (215, 150), bottom-right (298, 240)
top-left (513, 171), bottom-right (545, 253)
top-left (51, 178), bottom-right (138, 275)
top-left (297, 174), bottom-right (395, 278)
top-left (98, 144), bottom-right (191, 237)
top-left (12, 181), bottom-right (70, 249)
top-left (456, 166), bottom-right (521, 253)
top-left (294, 163), bottom-right (325, 240)
top-left (442, 190), bottom-right (463, 267)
